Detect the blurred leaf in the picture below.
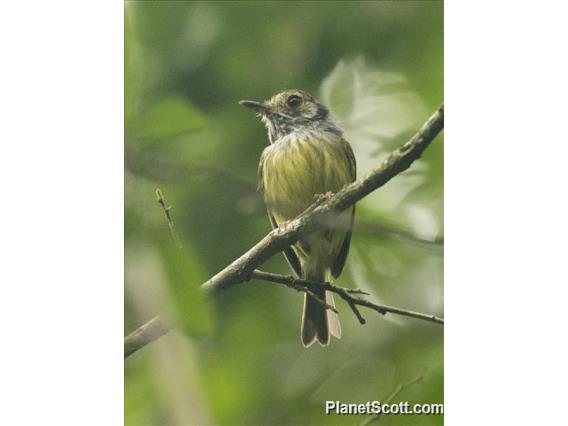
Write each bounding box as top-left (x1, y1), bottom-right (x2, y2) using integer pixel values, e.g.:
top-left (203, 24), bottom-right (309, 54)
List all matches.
top-left (129, 96), bottom-right (206, 142)
top-left (124, 351), bottom-right (161, 425)
top-left (128, 1), bottom-right (191, 49)
top-left (320, 57), bottom-right (430, 213)
top-left (159, 239), bottom-right (213, 338)
top-left (124, 12), bottom-right (140, 122)
top-left (320, 56), bottom-right (427, 147)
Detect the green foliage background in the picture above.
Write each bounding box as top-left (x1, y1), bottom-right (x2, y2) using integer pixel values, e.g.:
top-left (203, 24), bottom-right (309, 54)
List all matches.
top-left (125, 1), bottom-right (443, 425)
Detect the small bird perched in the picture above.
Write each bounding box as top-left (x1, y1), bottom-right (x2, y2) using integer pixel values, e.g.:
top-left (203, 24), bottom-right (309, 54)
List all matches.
top-left (240, 90), bottom-right (356, 347)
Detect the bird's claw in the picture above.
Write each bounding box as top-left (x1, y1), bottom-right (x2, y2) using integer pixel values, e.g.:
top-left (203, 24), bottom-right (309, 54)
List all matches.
top-left (315, 191), bottom-right (335, 201)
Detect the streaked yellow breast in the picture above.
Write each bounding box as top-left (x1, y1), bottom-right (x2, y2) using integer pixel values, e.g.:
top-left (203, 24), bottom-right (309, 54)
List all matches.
top-left (262, 131), bottom-right (352, 223)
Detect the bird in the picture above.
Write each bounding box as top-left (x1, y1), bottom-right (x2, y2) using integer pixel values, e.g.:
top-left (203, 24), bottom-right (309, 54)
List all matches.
top-left (240, 89), bottom-right (356, 347)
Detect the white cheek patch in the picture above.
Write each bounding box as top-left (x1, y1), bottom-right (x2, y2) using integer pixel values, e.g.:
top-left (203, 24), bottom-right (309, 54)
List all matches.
top-left (277, 112), bottom-right (294, 120)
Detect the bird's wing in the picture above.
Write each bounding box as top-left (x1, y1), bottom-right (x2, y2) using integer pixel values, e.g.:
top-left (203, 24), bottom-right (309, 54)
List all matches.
top-left (268, 213), bottom-right (303, 278)
top-left (331, 138), bottom-right (357, 279)
top-left (258, 149), bottom-right (303, 278)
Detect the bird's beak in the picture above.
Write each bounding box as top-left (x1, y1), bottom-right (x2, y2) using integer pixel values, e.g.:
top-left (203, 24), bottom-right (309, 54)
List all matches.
top-left (239, 100), bottom-right (270, 114)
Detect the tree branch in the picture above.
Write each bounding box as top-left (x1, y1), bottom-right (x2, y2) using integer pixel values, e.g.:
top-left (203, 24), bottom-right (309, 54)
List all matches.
top-left (124, 104), bottom-right (444, 358)
top-left (124, 316), bottom-right (170, 358)
top-left (250, 270), bottom-right (443, 325)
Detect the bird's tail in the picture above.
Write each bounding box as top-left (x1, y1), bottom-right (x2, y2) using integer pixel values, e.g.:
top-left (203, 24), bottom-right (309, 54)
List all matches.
top-left (301, 269), bottom-right (341, 347)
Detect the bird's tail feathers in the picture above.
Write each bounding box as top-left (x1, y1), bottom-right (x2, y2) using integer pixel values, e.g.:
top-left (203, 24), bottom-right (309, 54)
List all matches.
top-left (301, 268), bottom-right (341, 347)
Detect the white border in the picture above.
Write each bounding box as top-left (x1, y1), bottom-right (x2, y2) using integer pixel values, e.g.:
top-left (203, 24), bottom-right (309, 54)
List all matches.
top-left (0, 2), bottom-right (123, 424)
top-left (446, 1), bottom-right (568, 424)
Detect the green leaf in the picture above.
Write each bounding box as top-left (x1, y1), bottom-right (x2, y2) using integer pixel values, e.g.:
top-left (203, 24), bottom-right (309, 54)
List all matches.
top-left (130, 96), bottom-right (206, 142)
top-left (159, 239), bottom-right (213, 338)
top-left (124, 12), bottom-right (140, 122)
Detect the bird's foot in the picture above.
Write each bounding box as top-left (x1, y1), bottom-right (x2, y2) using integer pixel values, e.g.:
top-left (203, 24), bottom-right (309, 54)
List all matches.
top-left (315, 191), bottom-right (335, 202)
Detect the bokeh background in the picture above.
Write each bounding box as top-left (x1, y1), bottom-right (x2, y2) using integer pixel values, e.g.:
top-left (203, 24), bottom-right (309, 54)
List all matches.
top-left (125, 1), bottom-right (443, 425)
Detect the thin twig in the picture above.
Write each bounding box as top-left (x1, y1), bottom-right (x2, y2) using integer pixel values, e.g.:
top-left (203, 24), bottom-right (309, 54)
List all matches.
top-left (250, 270), bottom-right (443, 325)
top-left (124, 190), bottom-right (181, 358)
top-left (156, 188), bottom-right (183, 249)
top-left (359, 375), bottom-right (424, 426)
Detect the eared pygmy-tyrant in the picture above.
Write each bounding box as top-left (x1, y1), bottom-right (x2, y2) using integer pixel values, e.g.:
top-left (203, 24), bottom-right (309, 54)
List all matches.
top-left (240, 90), bottom-right (356, 347)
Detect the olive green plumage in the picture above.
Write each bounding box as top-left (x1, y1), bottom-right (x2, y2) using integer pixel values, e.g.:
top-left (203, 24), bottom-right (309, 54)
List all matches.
top-left (240, 90), bottom-right (356, 347)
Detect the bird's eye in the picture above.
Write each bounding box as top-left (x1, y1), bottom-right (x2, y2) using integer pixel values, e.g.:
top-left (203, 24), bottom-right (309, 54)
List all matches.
top-left (287, 95), bottom-right (302, 108)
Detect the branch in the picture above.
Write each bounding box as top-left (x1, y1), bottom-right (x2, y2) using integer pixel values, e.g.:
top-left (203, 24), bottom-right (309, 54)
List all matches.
top-left (250, 270), bottom-right (443, 325)
top-left (124, 104), bottom-right (444, 358)
top-left (202, 104), bottom-right (443, 292)
top-left (124, 265), bottom-right (442, 358)
top-left (124, 316), bottom-right (170, 358)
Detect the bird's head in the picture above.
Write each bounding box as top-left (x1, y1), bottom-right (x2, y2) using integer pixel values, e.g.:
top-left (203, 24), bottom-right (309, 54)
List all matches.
top-left (239, 89), bottom-right (334, 143)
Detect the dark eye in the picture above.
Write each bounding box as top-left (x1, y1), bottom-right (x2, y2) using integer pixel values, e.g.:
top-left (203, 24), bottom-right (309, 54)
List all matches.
top-left (287, 95), bottom-right (302, 108)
